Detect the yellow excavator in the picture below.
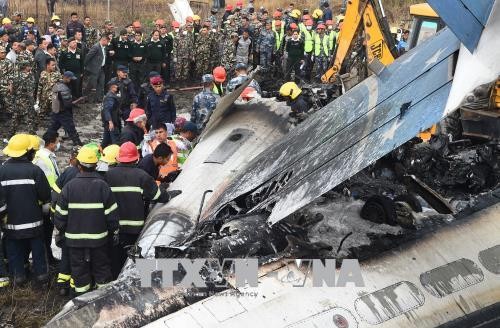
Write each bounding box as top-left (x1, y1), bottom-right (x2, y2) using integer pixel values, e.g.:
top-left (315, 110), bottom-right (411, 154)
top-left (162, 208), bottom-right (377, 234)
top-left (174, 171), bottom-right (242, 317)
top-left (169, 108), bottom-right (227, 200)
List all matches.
top-left (321, 1), bottom-right (447, 140)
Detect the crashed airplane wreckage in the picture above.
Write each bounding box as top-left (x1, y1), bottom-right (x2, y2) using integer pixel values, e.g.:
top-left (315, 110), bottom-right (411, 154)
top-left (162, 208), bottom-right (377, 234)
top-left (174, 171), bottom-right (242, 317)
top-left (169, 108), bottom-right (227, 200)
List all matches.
top-left (47, 1), bottom-right (500, 327)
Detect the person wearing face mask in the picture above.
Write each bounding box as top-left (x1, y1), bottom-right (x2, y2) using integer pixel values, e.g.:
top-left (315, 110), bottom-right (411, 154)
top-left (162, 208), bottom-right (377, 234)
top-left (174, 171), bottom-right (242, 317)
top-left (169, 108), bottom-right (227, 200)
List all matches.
top-left (51, 15), bottom-right (62, 29)
top-left (325, 20), bottom-right (337, 55)
top-left (33, 131), bottom-right (61, 264)
top-left (301, 19), bottom-right (315, 81)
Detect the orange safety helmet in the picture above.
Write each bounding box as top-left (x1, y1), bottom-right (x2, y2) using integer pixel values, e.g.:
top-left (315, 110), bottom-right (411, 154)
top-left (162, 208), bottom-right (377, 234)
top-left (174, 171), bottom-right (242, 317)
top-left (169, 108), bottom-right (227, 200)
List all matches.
top-left (126, 108), bottom-right (146, 122)
top-left (186, 16), bottom-right (194, 23)
top-left (241, 87), bottom-right (257, 101)
top-left (171, 20), bottom-right (180, 28)
top-left (225, 4), bottom-right (233, 11)
top-left (290, 23), bottom-right (298, 30)
top-left (273, 11), bottom-right (282, 18)
top-left (212, 66), bottom-right (227, 83)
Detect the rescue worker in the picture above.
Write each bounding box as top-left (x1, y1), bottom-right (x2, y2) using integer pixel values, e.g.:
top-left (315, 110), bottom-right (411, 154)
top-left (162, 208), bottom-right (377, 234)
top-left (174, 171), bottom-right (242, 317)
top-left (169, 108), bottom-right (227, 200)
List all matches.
top-left (312, 9), bottom-right (323, 27)
top-left (48, 71), bottom-right (83, 146)
top-left (21, 17), bottom-right (41, 43)
top-left (273, 20), bottom-right (285, 77)
top-left (326, 19), bottom-right (337, 53)
top-left (54, 146), bottom-right (119, 296)
top-left (212, 66), bottom-right (227, 96)
top-left (109, 65), bottom-right (138, 121)
top-left (120, 107), bottom-right (147, 147)
top-left (106, 142), bottom-right (180, 278)
top-left (191, 74), bottom-right (220, 132)
top-left (101, 80), bottom-right (121, 148)
top-left (313, 23), bottom-right (330, 80)
top-left (279, 81), bottom-right (309, 117)
top-left (302, 19), bottom-right (315, 81)
top-left (145, 76), bottom-right (176, 128)
top-left (33, 131), bottom-right (61, 264)
top-left (96, 144), bottom-right (120, 174)
top-left (0, 134), bottom-right (51, 285)
top-left (227, 62), bottom-right (261, 94)
top-left (138, 142), bottom-right (175, 182)
top-left (0, 184), bottom-right (7, 288)
top-left (257, 20), bottom-right (275, 70)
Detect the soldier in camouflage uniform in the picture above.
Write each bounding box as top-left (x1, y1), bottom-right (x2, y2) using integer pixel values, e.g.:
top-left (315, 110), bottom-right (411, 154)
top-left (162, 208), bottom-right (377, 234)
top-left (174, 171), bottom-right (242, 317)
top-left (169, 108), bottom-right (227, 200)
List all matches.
top-left (223, 16), bottom-right (239, 37)
top-left (174, 24), bottom-right (195, 86)
top-left (221, 32), bottom-right (238, 73)
top-left (37, 58), bottom-right (61, 127)
top-left (250, 13), bottom-right (263, 66)
top-left (9, 60), bottom-right (36, 135)
top-left (191, 74), bottom-right (220, 132)
top-left (17, 42), bottom-right (36, 75)
top-left (194, 26), bottom-right (213, 78)
top-left (84, 16), bottom-right (100, 48)
top-left (257, 20), bottom-right (275, 70)
top-left (0, 46), bottom-right (14, 126)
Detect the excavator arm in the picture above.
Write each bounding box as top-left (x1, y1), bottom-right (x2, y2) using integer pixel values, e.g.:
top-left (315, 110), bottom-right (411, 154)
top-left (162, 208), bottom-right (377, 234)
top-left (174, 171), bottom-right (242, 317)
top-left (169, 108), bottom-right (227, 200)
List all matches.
top-left (321, 0), bottom-right (398, 84)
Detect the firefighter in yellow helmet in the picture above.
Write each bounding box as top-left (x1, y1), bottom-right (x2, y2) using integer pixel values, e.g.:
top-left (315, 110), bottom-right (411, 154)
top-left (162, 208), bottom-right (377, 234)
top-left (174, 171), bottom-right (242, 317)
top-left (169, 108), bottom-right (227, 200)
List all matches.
top-left (279, 82), bottom-right (310, 118)
top-left (54, 146), bottom-right (119, 296)
top-left (0, 134), bottom-right (52, 286)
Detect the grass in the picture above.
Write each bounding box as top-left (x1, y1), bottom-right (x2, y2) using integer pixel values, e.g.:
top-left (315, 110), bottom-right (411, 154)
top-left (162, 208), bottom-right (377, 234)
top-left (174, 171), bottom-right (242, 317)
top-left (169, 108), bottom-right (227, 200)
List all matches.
top-left (7, 0), bottom-right (423, 32)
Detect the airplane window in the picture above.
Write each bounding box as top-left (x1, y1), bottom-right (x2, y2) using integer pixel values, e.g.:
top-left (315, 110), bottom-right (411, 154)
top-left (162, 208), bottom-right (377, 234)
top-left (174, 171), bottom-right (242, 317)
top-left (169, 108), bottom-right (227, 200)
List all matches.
top-left (416, 20), bottom-right (439, 46)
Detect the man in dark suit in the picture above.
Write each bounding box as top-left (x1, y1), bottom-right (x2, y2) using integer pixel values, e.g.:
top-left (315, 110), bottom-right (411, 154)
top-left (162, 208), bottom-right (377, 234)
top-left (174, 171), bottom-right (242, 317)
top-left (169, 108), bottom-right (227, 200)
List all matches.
top-left (34, 38), bottom-right (50, 97)
top-left (84, 35), bottom-right (109, 103)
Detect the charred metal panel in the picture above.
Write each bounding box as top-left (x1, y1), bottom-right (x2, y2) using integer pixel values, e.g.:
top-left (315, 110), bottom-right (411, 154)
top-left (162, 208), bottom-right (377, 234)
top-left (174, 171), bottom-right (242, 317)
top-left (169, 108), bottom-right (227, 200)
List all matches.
top-left (204, 129), bottom-right (254, 164)
top-left (420, 258), bottom-right (484, 298)
top-left (200, 28), bottom-right (460, 226)
top-left (478, 245), bottom-right (500, 274)
top-left (354, 281), bottom-right (425, 325)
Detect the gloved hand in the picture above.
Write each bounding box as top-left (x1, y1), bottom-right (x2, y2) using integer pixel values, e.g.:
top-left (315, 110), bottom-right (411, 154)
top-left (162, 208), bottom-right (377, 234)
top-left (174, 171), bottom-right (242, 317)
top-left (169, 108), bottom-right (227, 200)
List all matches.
top-left (111, 230), bottom-right (119, 246)
top-left (166, 190), bottom-right (182, 201)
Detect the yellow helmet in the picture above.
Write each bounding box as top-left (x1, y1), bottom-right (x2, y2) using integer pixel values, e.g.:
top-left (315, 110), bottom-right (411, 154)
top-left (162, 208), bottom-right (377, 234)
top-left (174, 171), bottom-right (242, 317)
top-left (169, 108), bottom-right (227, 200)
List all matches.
top-left (192, 14), bottom-right (201, 21)
top-left (101, 144), bottom-right (120, 164)
top-left (26, 17), bottom-right (35, 23)
top-left (2, 17), bottom-right (11, 25)
top-left (290, 9), bottom-right (301, 19)
top-left (28, 134), bottom-right (41, 151)
top-left (76, 146), bottom-right (99, 165)
top-left (279, 82), bottom-right (302, 100)
top-left (3, 134), bottom-right (31, 158)
top-left (312, 9), bottom-right (323, 19)
top-left (51, 15), bottom-right (61, 21)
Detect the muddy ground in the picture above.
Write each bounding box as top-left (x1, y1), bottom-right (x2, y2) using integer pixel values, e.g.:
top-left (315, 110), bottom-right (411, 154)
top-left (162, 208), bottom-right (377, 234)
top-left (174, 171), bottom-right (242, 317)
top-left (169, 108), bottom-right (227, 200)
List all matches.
top-left (0, 89), bottom-right (197, 328)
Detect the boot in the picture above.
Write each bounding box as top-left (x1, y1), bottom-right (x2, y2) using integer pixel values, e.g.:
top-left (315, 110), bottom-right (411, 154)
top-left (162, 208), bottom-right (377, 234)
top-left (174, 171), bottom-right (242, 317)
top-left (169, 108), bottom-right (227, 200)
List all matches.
top-left (14, 275), bottom-right (27, 286)
top-left (72, 135), bottom-right (84, 147)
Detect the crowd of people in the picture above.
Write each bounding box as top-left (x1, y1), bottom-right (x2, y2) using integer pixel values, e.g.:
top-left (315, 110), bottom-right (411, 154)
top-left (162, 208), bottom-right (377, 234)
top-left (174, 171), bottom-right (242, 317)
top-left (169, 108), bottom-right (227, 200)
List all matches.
top-left (0, 1), bottom-right (352, 295)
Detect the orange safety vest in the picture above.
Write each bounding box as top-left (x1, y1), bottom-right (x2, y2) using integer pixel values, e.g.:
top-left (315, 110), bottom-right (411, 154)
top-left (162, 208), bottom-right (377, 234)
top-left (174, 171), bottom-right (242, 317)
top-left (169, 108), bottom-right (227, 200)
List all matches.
top-left (158, 139), bottom-right (179, 179)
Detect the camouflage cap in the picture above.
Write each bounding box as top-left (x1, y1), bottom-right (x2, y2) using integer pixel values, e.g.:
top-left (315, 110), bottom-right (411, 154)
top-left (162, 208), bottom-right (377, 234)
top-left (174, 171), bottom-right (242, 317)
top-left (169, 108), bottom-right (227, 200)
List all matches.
top-left (104, 19), bottom-right (113, 25)
top-left (17, 60), bottom-right (30, 68)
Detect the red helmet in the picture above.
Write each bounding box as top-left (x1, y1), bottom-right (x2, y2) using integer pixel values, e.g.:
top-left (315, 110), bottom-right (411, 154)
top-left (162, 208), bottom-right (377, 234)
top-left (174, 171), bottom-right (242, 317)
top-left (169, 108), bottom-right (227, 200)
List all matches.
top-left (236, 1), bottom-right (243, 7)
top-left (117, 142), bottom-right (139, 163)
top-left (305, 19), bottom-right (313, 26)
top-left (171, 20), bottom-right (180, 28)
top-left (150, 76), bottom-right (164, 86)
top-left (241, 87), bottom-right (256, 100)
top-left (126, 108), bottom-right (146, 122)
top-left (186, 16), bottom-right (194, 23)
top-left (290, 23), bottom-right (298, 30)
top-left (225, 4), bottom-right (233, 11)
top-left (273, 11), bottom-right (282, 18)
top-left (212, 66), bottom-right (227, 83)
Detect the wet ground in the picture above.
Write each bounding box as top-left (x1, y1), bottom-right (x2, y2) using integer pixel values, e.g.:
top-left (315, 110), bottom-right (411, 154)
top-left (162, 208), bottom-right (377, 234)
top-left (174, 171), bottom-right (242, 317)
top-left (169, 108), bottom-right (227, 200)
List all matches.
top-left (0, 89), bottom-right (197, 328)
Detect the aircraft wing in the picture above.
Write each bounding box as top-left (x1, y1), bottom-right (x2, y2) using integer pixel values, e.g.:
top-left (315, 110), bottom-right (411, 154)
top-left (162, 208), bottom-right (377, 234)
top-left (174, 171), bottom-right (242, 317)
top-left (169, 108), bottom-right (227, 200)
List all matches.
top-left (201, 27), bottom-right (462, 225)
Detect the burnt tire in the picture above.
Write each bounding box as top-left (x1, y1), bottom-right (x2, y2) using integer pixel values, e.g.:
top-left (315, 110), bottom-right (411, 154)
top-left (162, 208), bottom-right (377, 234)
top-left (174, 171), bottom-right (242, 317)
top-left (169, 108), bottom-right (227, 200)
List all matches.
top-left (394, 193), bottom-right (423, 213)
top-left (360, 195), bottom-right (398, 225)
